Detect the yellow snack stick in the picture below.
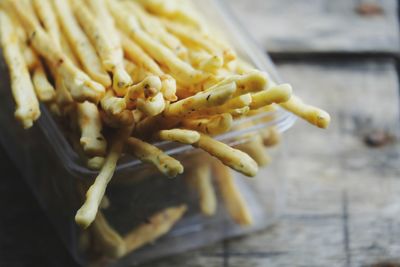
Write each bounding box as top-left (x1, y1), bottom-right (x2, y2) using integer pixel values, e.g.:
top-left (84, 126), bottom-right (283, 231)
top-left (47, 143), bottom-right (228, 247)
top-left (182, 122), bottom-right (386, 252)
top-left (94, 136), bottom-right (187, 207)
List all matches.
top-left (54, 74), bottom-right (74, 113)
top-left (213, 161), bottom-right (253, 226)
top-left (32, 62), bottom-right (56, 102)
top-left (186, 163), bottom-right (216, 216)
top-left (87, 156), bottom-right (105, 171)
top-left (72, 0), bottom-right (132, 95)
top-left (75, 126), bottom-right (132, 228)
top-left (137, 92), bottom-right (166, 116)
top-left (236, 135), bottom-right (270, 167)
top-left (250, 84), bottom-right (292, 110)
top-left (120, 33), bottom-right (163, 76)
top-left (182, 114), bottom-right (233, 135)
top-left (10, 1), bottom-right (105, 103)
top-left (125, 76), bottom-right (162, 109)
top-left (164, 82), bottom-right (236, 117)
top-left (124, 205), bottom-right (187, 252)
top-left (0, 11), bottom-right (40, 129)
top-left (77, 101), bottom-right (107, 157)
top-left (160, 74), bottom-right (178, 101)
top-left (184, 93), bottom-right (252, 117)
top-left (108, 1), bottom-right (206, 85)
top-left (91, 212), bottom-right (126, 259)
top-left (85, 0), bottom-right (120, 48)
top-left (126, 2), bottom-right (189, 60)
top-left (52, 0), bottom-right (111, 87)
top-left (126, 137), bottom-right (184, 177)
top-left (155, 129), bottom-right (200, 144)
top-left (101, 90), bottom-right (127, 116)
top-left (189, 49), bottom-right (223, 74)
top-left (100, 109), bottom-right (134, 129)
top-left (193, 134), bottom-right (258, 177)
top-left (208, 71), bottom-right (268, 96)
top-left (280, 95), bottom-right (331, 129)
top-left (262, 126), bottom-right (281, 147)
top-left (33, 0), bottom-right (61, 48)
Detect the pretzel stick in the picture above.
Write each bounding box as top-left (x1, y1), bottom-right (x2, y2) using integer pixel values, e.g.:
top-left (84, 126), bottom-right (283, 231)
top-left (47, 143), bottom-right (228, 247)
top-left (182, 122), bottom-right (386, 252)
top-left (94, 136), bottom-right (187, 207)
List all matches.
top-left (280, 95), bottom-right (331, 129)
top-left (236, 135), bottom-right (270, 167)
top-left (75, 126), bottom-right (132, 228)
top-left (125, 137), bottom-right (184, 177)
top-left (182, 113), bottom-right (233, 135)
top-left (10, 0), bottom-right (105, 103)
top-left (0, 11), bottom-right (40, 129)
top-left (91, 212), bottom-right (126, 259)
top-left (77, 101), bottom-right (107, 157)
top-left (165, 82), bottom-right (236, 117)
top-left (52, 0), bottom-right (111, 87)
top-left (250, 84), bottom-right (292, 110)
top-left (32, 61), bottom-right (56, 102)
top-left (33, 0), bottom-right (61, 48)
top-left (193, 134), bottom-right (258, 177)
top-left (213, 161), bottom-right (253, 226)
top-left (72, 0), bottom-right (132, 95)
top-left (187, 163), bottom-right (216, 216)
top-left (108, 0), bottom-right (207, 85)
top-left (155, 129), bottom-right (200, 144)
top-left (124, 205), bottom-right (187, 252)
top-left (137, 92), bottom-right (166, 117)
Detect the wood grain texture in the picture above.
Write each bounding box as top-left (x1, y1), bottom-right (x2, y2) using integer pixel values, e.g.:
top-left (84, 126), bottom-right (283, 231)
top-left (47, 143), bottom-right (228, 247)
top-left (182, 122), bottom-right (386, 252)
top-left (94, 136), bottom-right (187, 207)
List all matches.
top-left (228, 0), bottom-right (400, 54)
top-left (139, 59), bottom-right (400, 267)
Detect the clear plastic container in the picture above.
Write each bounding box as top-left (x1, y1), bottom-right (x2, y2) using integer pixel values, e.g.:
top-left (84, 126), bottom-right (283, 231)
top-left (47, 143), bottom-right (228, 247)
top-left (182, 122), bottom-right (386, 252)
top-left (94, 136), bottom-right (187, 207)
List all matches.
top-left (0, 0), bottom-right (297, 266)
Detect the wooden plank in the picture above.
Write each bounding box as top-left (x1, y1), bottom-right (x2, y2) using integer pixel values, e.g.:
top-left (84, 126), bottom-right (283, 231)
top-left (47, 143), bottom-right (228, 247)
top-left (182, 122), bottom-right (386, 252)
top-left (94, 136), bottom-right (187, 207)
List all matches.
top-left (228, 0), bottom-right (400, 54)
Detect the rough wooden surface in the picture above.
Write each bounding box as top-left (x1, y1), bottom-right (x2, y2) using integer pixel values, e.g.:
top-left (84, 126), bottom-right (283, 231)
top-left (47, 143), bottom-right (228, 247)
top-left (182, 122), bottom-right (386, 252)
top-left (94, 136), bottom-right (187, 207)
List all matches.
top-left (137, 60), bottom-right (400, 267)
top-left (229, 0), bottom-right (400, 54)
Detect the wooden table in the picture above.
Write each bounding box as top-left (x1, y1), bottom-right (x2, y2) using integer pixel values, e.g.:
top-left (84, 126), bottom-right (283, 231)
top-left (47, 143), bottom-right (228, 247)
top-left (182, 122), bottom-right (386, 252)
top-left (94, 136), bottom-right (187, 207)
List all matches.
top-left (1, 0), bottom-right (399, 266)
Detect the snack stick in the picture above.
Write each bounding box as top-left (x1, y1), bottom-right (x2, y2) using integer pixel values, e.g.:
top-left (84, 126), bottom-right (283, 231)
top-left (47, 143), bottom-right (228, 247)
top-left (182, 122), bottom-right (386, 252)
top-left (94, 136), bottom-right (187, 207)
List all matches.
top-left (32, 62), bottom-right (56, 102)
top-left (60, 34), bottom-right (79, 67)
top-left (132, 109), bottom-right (145, 124)
top-left (87, 156), bottom-right (105, 170)
top-left (77, 101), bottom-right (107, 157)
top-left (137, 0), bottom-right (206, 32)
top-left (72, 0), bottom-right (132, 95)
top-left (230, 106), bottom-right (250, 117)
top-left (236, 135), bottom-right (270, 167)
top-left (189, 49), bottom-right (223, 74)
top-left (125, 76), bottom-right (162, 109)
top-left (54, 73), bottom-right (74, 112)
top-left (126, 2), bottom-right (189, 60)
top-left (101, 90), bottom-right (127, 116)
top-left (184, 93), bottom-right (252, 117)
top-left (10, 1), bottom-right (105, 103)
top-left (75, 126), bottom-right (132, 228)
top-left (207, 71), bottom-right (268, 96)
top-left (22, 44), bottom-right (40, 70)
top-left (124, 205), bottom-right (187, 252)
top-left (193, 134), bottom-right (258, 177)
top-left (160, 74), bottom-right (178, 101)
top-left (126, 137), bottom-right (184, 177)
top-left (235, 59), bottom-right (255, 74)
top-left (100, 109), bottom-right (134, 129)
top-left (33, 0), bottom-right (61, 48)
top-left (84, 0), bottom-right (120, 48)
top-left (213, 161), bottom-right (253, 226)
top-left (155, 129), bottom-right (200, 144)
top-left (0, 11), bottom-right (40, 129)
top-left (91, 212), bottom-right (126, 259)
top-left (161, 19), bottom-right (223, 60)
top-left (120, 34), bottom-right (163, 76)
top-left (280, 95), bottom-right (331, 129)
top-left (52, 0), bottom-right (111, 87)
top-left (182, 113), bottom-right (233, 136)
top-left (187, 163), bottom-right (216, 216)
top-left (164, 82), bottom-right (236, 118)
top-left (133, 114), bottom-right (180, 138)
top-left (137, 92), bottom-right (166, 116)
top-left (109, 1), bottom-right (206, 85)
top-left (262, 126), bottom-right (281, 147)
top-left (250, 84), bottom-right (292, 110)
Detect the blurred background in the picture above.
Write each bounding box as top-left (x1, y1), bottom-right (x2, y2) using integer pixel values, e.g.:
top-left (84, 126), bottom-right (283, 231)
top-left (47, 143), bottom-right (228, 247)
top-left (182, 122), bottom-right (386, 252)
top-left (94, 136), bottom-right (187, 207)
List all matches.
top-left (1, 0), bottom-right (399, 266)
